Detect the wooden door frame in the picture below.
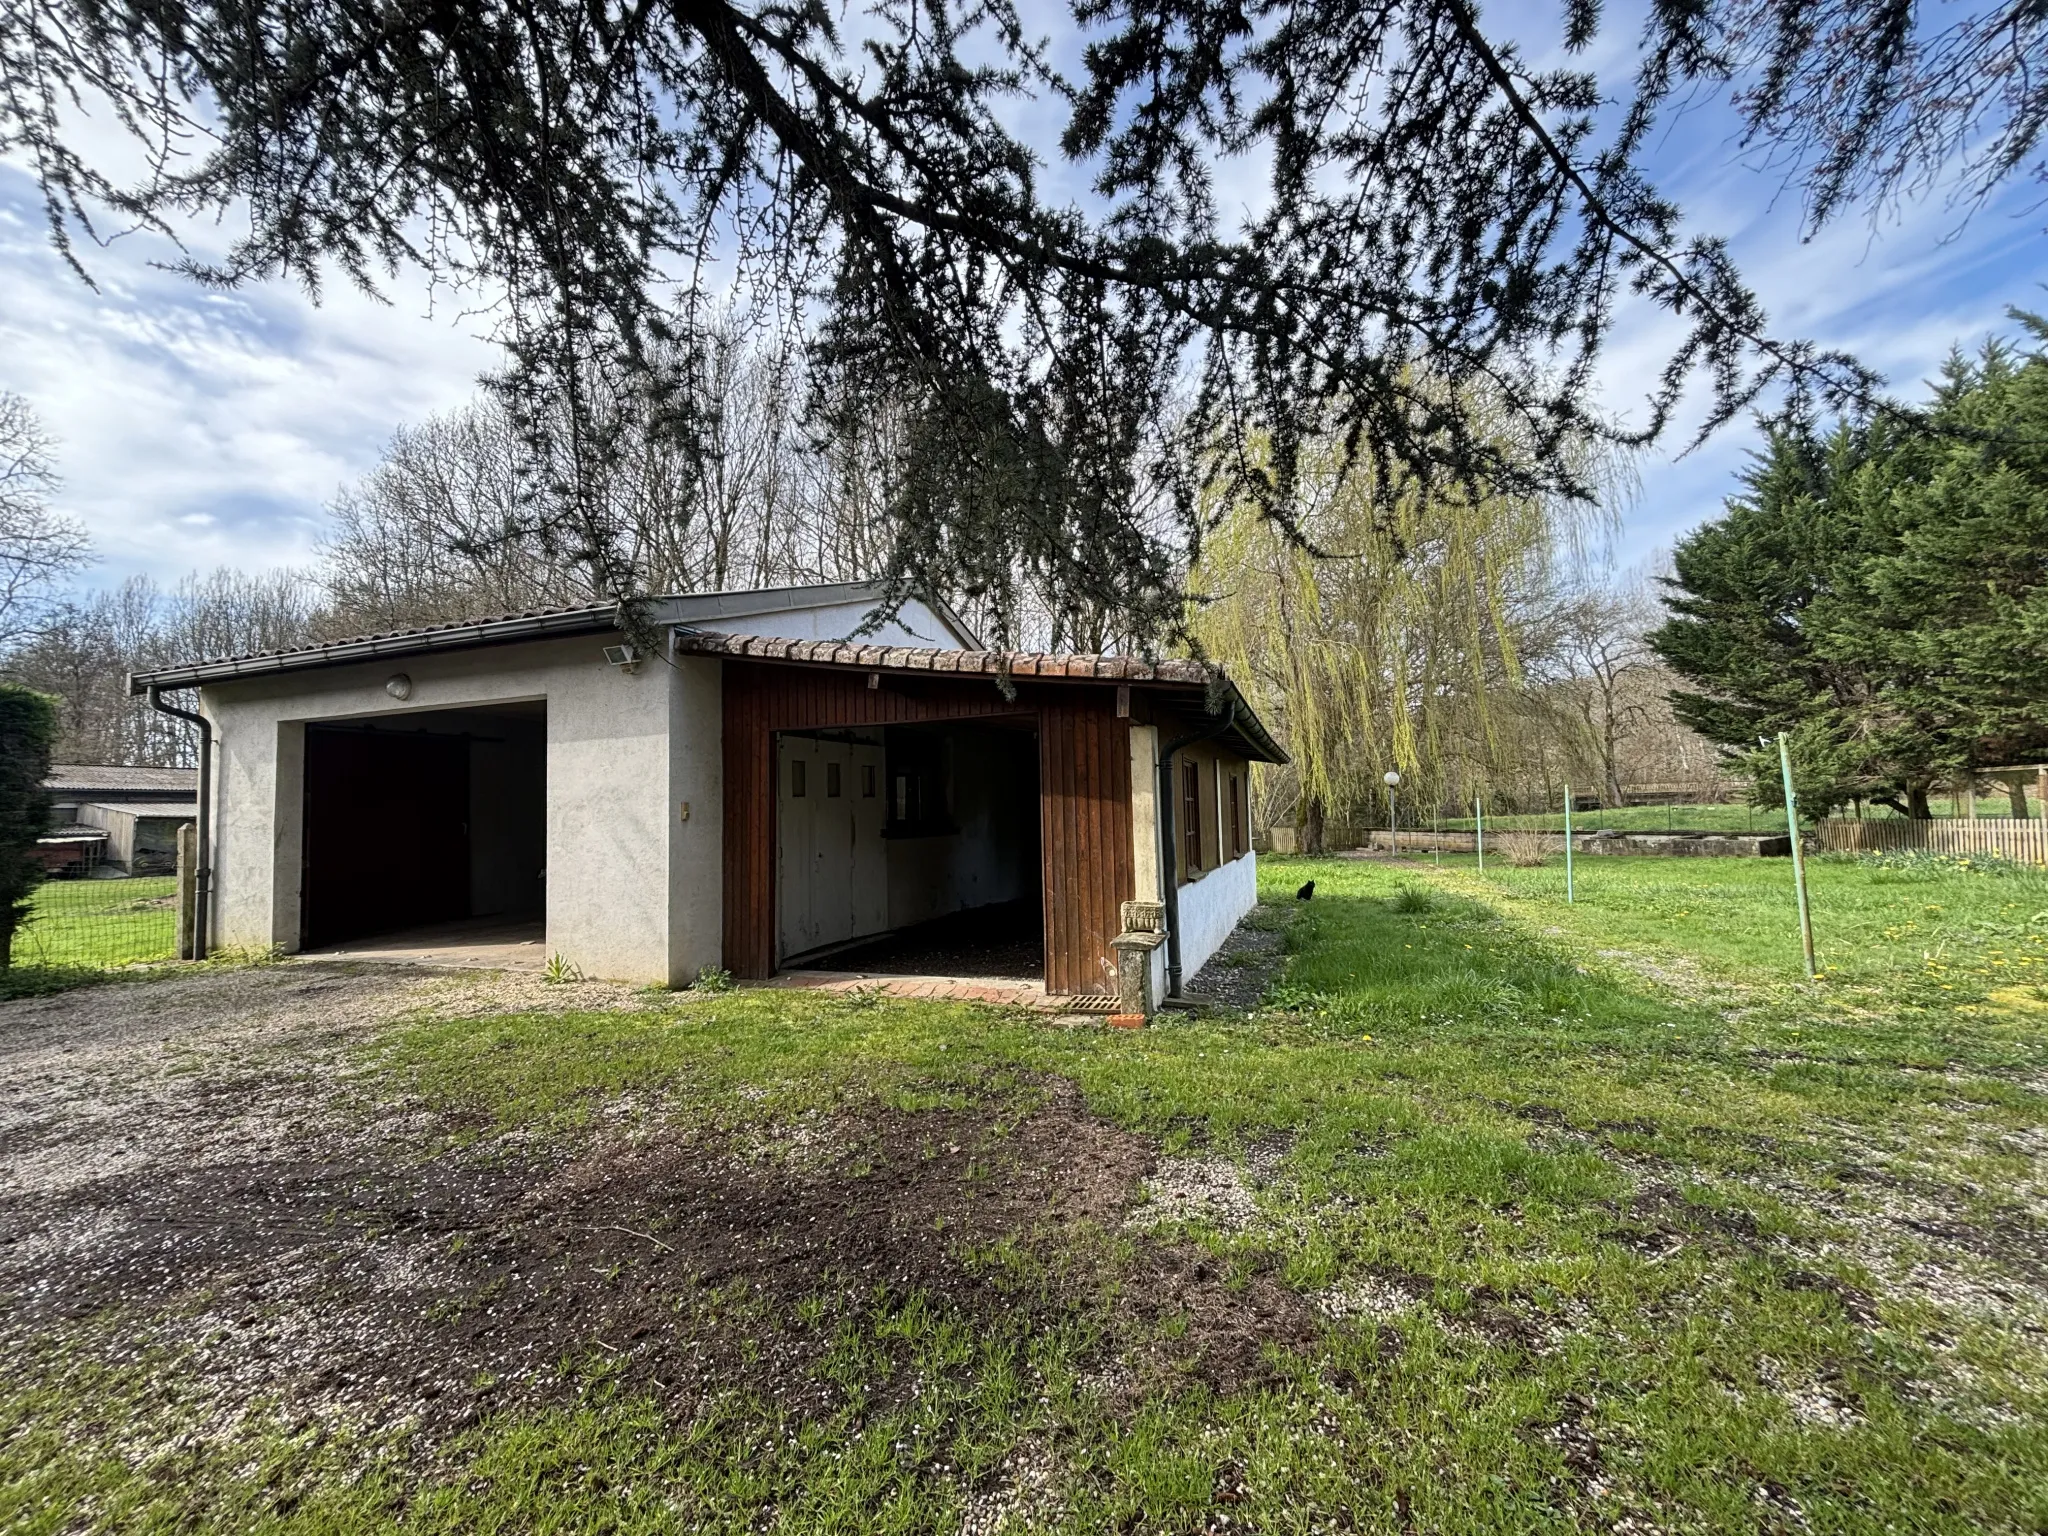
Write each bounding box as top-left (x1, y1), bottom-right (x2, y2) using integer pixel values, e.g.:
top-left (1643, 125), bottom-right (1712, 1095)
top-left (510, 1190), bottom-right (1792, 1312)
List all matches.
top-left (722, 661), bottom-right (1136, 994)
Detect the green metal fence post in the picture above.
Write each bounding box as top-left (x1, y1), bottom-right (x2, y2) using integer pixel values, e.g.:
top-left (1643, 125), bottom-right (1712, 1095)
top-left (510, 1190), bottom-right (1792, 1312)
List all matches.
top-left (1564, 783), bottom-right (1574, 903)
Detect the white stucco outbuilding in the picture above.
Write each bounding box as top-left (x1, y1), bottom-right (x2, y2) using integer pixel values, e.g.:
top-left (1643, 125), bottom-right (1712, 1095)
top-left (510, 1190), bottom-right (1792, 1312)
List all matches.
top-left (129, 581), bottom-right (1284, 1010)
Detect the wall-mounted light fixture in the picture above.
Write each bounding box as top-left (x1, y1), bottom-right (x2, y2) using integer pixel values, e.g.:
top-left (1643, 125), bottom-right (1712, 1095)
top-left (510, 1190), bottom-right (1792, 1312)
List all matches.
top-left (602, 644), bottom-right (642, 674)
top-left (385, 673), bottom-right (413, 700)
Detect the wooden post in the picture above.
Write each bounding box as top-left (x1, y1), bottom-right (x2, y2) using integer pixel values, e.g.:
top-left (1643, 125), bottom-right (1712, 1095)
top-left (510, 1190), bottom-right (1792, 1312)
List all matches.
top-left (2037, 765), bottom-right (2047, 822)
top-left (1778, 734), bottom-right (1817, 978)
top-left (175, 822), bottom-right (197, 961)
top-left (1963, 773), bottom-right (1979, 820)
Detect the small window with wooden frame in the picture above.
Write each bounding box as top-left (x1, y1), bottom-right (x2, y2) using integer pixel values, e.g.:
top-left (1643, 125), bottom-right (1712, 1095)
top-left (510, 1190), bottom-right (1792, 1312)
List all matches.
top-left (1182, 760), bottom-right (1202, 874)
top-left (1228, 771), bottom-right (1244, 858)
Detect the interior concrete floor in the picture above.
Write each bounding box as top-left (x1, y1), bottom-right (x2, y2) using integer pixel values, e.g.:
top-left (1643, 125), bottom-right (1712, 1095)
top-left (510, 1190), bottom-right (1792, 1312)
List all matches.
top-left (302, 915), bottom-right (547, 970)
top-left (786, 899), bottom-right (1045, 981)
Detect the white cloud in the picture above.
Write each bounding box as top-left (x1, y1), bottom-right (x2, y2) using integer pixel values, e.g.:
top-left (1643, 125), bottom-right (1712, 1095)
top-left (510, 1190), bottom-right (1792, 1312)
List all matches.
top-left (0, 166), bottom-right (500, 589)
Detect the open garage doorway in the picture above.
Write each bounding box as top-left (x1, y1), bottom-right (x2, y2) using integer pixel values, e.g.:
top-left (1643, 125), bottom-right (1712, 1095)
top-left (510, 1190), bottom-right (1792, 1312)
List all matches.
top-left (301, 702), bottom-right (546, 953)
top-left (777, 718), bottom-right (1043, 980)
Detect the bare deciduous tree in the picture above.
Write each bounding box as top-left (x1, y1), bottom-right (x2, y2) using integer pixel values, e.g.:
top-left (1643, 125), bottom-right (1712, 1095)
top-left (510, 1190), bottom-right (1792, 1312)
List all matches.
top-left (1550, 582), bottom-right (1664, 806)
top-left (0, 393), bottom-right (87, 646)
top-left (3, 570), bottom-right (323, 765)
top-left (319, 323), bottom-right (921, 637)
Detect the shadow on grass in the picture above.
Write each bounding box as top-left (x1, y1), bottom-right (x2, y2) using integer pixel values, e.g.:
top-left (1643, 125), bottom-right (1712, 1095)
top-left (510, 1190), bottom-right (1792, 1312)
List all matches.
top-left (0, 962), bottom-right (109, 1001)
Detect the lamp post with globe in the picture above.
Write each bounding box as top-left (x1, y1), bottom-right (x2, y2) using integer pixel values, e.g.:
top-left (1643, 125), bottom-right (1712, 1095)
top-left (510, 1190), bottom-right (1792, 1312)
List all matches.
top-left (1383, 770), bottom-right (1401, 857)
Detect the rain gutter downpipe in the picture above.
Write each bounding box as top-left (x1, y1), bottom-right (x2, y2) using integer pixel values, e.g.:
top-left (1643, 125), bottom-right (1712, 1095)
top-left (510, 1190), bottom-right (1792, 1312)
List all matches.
top-left (147, 686), bottom-right (212, 960)
top-left (1156, 699), bottom-right (1239, 1002)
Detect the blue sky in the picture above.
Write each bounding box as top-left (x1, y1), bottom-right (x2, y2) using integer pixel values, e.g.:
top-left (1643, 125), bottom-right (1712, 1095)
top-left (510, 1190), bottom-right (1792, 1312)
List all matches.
top-left (0, 17), bottom-right (2041, 593)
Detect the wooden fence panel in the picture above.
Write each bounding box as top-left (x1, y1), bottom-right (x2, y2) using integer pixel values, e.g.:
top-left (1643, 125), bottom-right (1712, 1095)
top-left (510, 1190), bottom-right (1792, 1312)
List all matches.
top-left (1819, 818), bottom-right (2048, 864)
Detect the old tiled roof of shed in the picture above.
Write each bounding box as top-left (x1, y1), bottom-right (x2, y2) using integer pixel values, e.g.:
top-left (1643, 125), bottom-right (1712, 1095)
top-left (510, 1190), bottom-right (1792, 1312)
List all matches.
top-left (45, 764), bottom-right (198, 796)
top-left (673, 629), bottom-right (1288, 764)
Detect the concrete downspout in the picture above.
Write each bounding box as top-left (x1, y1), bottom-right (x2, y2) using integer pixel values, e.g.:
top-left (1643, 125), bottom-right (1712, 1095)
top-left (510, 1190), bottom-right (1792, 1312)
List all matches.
top-left (1156, 701), bottom-right (1239, 1001)
top-left (147, 686), bottom-right (212, 960)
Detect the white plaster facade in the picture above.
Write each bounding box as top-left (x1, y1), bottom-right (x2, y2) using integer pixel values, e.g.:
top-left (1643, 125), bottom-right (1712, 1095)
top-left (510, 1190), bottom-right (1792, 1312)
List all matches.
top-left (196, 587), bottom-right (967, 986)
top-left (204, 636), bottom-right (724, 984)
top-left (1174, 848), bottom-right (1258, 980)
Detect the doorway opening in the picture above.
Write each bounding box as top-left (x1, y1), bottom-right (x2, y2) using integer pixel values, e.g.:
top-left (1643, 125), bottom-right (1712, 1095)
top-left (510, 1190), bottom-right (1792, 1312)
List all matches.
top-left (776, 719), bottom-right (1042, 980)
top-left (301, 702), bottom-right (546, 951)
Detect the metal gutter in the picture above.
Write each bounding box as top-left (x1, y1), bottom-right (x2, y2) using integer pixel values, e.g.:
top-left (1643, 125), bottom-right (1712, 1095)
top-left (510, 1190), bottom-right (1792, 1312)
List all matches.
top-left (146, 687), bottom-right (212, 960)
top-left (127, 605), bottom-right (622, 694)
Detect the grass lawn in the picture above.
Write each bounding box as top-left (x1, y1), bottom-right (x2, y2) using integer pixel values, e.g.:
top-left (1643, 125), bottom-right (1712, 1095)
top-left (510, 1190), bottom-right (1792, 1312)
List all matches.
top-left (9, 854), bottom-right (2048, 1532)
top-left (11, 876), bottom-right (177, 968)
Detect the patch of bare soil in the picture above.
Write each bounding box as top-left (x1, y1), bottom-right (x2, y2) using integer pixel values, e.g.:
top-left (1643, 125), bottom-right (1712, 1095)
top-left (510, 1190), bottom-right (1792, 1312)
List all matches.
top-left (0, 964), bottom-right (1322, 1449)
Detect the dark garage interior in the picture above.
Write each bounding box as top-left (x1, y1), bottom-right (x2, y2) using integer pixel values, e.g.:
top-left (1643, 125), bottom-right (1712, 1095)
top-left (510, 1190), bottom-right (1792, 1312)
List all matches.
top-left (786, 717), bottom-right (1043, 979)
top-left (301, 703), bottom-right (546, 948)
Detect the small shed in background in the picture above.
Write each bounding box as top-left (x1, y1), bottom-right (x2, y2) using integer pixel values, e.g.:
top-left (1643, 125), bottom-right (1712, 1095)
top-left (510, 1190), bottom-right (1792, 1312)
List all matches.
top-left (74, 801), bottom-right (199, 874)
top-left (38, 764), bottom-right (199, 877)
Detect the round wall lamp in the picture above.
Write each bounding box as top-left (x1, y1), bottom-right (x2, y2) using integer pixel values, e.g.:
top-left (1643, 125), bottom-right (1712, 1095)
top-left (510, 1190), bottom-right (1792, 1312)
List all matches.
top-left (385, 673), bottom-right (413, 701)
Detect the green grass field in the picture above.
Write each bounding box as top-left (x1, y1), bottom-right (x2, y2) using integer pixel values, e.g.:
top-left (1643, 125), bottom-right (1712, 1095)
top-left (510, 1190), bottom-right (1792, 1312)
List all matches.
top-left (10, 852), bottom-right (2048, 1533)
top-left (11, 876), bottom-right (178, 969)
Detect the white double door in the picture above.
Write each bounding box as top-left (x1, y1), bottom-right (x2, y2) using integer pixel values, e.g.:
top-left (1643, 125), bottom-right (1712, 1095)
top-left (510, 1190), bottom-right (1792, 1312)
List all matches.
top-left (777, 735), bottom-right (888, 961)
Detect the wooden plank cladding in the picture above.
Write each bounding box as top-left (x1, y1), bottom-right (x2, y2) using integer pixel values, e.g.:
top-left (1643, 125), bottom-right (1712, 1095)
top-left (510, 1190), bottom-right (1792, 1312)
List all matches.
top-left (1037, 700), bottom-right (1136, 995)
top-left (720, 659), bottom-right (1135, 990)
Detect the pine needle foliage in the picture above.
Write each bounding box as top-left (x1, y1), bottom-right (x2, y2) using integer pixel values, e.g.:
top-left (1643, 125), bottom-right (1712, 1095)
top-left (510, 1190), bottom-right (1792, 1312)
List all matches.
top-left (1652, 314), bottom-right (2048, 819)
top-left (0, 684), bottom-right (57, 969)
top-left (3, 0), bottom-right (1976, 642)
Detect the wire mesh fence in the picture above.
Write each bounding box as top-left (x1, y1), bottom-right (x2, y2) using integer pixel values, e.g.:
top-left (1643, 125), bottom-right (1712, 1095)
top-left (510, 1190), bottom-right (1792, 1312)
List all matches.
top-left (13, 873), bottom-right (181, 971)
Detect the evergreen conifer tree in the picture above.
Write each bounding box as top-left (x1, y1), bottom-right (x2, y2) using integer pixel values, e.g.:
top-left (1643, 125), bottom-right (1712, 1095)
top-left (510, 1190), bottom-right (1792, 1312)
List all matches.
top-left (0, 684), bottom-right (57, 969)
top-left (1652, 319), bottom-right (2048, 818)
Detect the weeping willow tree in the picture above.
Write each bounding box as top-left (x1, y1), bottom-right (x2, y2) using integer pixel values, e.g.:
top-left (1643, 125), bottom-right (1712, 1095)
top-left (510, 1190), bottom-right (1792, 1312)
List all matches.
top-left (1189, 421), bottom-right (1611, 849)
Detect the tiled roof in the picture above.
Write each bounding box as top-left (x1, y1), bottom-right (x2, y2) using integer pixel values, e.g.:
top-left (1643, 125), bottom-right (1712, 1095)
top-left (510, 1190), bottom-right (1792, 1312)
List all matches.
top-left (673, 630), bottom-right (1288, 763)
top-left (673, 629), bottom-right (1216, 683)
top-left (45, 764), bottom-right (197, 795)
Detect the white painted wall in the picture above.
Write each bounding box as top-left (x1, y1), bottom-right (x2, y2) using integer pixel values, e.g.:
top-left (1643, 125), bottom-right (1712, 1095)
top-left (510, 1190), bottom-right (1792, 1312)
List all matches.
top-left (1177, 849), bottom-right (1258, 981)
top-left (698, 595), bottom-right (965, 647)
top-left (201, 635), bottom-right (723, 985)
top-left (664, 656), bottom-right (725, 982)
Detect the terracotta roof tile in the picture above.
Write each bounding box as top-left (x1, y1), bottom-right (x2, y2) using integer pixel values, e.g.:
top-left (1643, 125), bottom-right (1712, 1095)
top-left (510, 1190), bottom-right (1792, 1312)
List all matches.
top-left (671, 628), bottom-right (1287, 763)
